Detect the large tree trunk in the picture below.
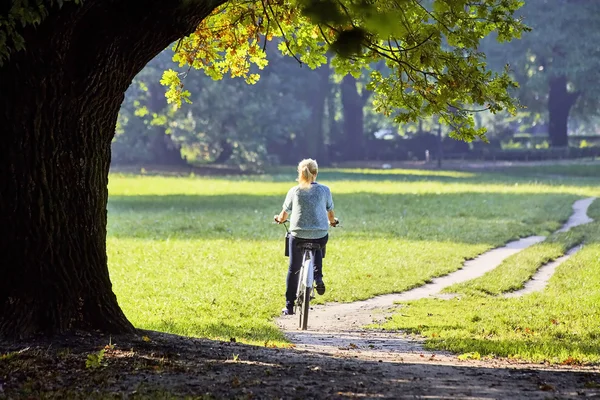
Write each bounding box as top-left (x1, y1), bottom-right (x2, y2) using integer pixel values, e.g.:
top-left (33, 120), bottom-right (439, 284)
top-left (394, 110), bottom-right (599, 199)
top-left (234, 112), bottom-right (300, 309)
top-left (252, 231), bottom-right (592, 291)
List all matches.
top-left (548, 76), bottom-right (579, 147)
top-left (0, 0), bottom-right (222, 338)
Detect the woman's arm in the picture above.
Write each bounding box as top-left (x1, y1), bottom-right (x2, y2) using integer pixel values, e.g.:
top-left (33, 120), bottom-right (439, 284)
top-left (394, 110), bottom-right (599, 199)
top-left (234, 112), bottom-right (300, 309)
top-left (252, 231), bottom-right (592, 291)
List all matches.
top-left (328, 210), bottom-right (338, 226)
top-left (275, 210), bottom-right (289, 223)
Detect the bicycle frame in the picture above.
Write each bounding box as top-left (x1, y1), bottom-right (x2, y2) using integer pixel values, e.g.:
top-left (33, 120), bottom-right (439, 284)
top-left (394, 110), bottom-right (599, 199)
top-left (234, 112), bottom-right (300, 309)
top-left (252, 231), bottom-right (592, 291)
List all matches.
top-left (296, 248), bottom-right (316, 330)
top-left (275, 216), bottom-right (338, 330)
top-left (298, 249), bottom-right (315, 296)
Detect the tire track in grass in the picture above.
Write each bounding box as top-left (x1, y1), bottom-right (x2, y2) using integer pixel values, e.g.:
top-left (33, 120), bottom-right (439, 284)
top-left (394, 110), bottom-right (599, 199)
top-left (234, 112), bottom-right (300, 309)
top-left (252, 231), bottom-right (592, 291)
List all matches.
top-left (275, 197), bottom-right (596, 362)
top-left (504, 197), bottom-right (596, 298)
top-left (504, 245), bottom-right (582, 298)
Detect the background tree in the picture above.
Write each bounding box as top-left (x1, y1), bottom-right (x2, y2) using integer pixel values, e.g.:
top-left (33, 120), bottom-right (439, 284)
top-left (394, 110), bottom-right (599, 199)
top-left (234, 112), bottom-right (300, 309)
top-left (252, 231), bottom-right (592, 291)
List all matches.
top-left (114, 50), bottom-right (187, 165)
top-left (0, 0), bottom-right (525, 338)
top-left (483, 0), bottom-right (600, 147)
top-left (339, 73), bottom-right (372, 160)
top-left (115, 45), bottom-right (318, 167)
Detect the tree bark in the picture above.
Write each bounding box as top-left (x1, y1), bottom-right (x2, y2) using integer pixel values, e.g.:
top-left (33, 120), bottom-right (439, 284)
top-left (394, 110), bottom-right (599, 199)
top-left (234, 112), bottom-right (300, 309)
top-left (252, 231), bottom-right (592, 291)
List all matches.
top-left (340, 75), bottom-right (367, 160)
top-left (548, 76), bottom-right (579, 147)
top-left (0, 0), bottom-right (222, 338)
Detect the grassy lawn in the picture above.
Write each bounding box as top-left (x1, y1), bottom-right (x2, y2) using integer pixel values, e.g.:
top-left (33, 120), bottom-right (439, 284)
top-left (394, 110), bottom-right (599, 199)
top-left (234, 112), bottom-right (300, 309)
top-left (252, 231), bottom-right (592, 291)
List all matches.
top-left (378, 199), bottom-right (600, 364)
top-left (107, 166), bottom-right (599, 356)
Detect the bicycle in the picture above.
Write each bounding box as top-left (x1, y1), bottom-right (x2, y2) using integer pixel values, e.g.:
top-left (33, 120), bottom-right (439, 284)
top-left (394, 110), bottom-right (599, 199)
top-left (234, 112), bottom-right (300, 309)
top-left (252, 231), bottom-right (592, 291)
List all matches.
top-left (275, 217), bottom-right (339, 330)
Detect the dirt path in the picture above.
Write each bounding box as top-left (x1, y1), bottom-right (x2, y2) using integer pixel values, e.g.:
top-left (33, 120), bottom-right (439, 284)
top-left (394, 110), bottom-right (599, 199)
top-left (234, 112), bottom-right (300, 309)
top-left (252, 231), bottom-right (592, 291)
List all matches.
top-left (504, 197), bottom-right (596, 298)
top-left (273, 197), bottom-right (599, 396)
top-left (275, 236), bottom-right (548, 364)
top-left (276, 235), bottom-right (545, 335)
top-left (558, 197), bottom-right (597, 232)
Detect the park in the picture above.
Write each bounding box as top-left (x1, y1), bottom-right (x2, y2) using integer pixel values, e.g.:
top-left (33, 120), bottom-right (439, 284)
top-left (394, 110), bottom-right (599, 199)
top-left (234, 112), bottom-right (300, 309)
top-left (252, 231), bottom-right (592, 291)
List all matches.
top-left (1, 0), bottom-right (600, 398)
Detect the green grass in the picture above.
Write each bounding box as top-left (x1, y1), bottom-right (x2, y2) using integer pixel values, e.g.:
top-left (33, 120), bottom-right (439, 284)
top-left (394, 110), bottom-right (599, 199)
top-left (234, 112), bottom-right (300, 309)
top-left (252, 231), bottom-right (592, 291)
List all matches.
top-left (106, 167), bottom-right (599, 351)
top-left (377, 199), bottom-right (600, 364)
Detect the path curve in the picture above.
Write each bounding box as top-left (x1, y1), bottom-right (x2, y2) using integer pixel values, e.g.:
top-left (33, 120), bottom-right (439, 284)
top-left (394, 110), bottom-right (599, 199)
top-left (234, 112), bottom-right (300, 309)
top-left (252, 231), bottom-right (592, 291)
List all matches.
top-left (503, 196), bottom-right (596, 297)
top-left (504, 245), bottom-right (582, 298)
top-left (557, 197), bottom-right (596, 232)
top-left (275, 197), bottom-right (596, 363)
top-left (277, 236), bottom-right (544, 333)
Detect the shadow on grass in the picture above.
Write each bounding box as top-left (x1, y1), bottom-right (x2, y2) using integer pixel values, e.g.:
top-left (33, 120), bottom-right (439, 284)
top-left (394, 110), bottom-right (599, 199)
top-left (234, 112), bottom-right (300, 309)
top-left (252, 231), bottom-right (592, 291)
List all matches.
top-left (111, 165), bottom-right (479, 182)
top-left (111, 163), bottom-right (600, 186)
top-left (488, 163), bottom-right (600, 179)
top-left (1, 331), bottom-right (598, 398)
top-left (107, 192), bottom-right (577, 244)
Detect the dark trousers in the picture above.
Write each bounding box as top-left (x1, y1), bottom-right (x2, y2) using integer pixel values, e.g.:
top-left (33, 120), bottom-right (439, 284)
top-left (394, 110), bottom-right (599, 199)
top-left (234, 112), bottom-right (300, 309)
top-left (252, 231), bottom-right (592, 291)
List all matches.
top-left (286, 234), bottom-right (329, 304)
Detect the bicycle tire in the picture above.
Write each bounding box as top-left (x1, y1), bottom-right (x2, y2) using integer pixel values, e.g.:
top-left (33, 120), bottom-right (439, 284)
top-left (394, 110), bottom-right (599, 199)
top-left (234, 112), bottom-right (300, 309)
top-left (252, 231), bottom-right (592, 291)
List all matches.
top-left (300, 286), bottom-right (310, 330)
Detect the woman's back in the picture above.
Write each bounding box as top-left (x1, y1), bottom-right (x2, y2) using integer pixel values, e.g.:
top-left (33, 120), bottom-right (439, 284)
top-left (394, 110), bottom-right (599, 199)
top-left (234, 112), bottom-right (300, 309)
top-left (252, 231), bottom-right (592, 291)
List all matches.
top-left (283, 182), bottom-right (333, 239)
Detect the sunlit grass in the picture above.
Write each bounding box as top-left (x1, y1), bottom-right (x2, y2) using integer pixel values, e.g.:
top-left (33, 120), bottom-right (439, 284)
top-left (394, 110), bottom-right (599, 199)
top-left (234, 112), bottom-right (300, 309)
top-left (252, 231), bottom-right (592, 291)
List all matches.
top-left (377, 200), bottom-right (600, 364)
top-left (107, 167), bottom-right (599, 349)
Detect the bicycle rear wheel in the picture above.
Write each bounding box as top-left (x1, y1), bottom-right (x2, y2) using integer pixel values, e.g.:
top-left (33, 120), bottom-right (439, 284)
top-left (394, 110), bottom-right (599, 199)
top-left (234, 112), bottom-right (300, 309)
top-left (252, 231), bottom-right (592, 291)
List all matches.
top-left (299, 286), bottom-right (311, 330)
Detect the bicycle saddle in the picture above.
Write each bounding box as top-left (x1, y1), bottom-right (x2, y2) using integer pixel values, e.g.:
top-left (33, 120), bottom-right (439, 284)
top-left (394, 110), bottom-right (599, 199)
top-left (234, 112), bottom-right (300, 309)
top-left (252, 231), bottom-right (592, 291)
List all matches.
top-left (297, 242), bottom-right (322, 251)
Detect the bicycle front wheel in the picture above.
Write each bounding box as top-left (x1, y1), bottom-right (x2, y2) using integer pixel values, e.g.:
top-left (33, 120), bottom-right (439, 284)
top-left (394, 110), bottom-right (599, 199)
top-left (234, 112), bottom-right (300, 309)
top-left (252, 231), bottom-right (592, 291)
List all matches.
top-left (299, 286), bottom-right (311, 330)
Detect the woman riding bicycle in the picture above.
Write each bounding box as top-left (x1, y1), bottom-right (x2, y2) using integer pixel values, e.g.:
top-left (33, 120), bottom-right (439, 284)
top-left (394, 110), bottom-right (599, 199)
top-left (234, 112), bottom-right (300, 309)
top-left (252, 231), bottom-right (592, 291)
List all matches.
top-left (274, 158), bottom-right (338, 315)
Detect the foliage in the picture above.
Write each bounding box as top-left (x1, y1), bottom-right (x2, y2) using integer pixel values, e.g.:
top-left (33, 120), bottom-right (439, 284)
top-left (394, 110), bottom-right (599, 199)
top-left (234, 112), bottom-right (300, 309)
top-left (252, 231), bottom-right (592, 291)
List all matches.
top-left (163, 0), bottom-right (528, 141)
top-left (0, 0), bottom-right (81, 65)
top-left (482, 1), bottom-right (600, 129)
top-left (115, 46), bottom-right (316, 166)
top-left (113, 87), bottom-right (157, 164)
top-left (85, 349), bottom-right (106, 369)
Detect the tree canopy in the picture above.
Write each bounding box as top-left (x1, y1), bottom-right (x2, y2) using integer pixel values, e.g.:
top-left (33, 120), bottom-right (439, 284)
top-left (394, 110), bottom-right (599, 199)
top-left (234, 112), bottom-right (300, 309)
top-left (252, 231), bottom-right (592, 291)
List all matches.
top-left (3, 0), bottom-right (527, 142)
top-left (480, 0), bottom-right (600, 146)
top-left (161, 0), bottom-right (527, 142)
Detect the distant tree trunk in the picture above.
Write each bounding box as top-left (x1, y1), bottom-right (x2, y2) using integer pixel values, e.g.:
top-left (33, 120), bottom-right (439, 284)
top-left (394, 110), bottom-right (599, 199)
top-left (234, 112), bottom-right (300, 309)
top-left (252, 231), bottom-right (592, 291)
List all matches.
top-left (327, 88), bottom-right (341, 141)
top-left (437, 122), bottom-right (443, 168)
top-left (341, 75), bottom-right (369, 161)
top-left (303, 65), bottom-right (329, 162)
top-left (0, 0), bottom-right (222, 338)
top-left (548, 76), bottom-right (579, 147)
top-left (316, 64), bottom-right (331, 165)
top-left (214, 139), bottom-right (234, 163)
top-left (326, 69), bottom-right (341, 164)
top-left (148, 83), bottom-right (187, 165)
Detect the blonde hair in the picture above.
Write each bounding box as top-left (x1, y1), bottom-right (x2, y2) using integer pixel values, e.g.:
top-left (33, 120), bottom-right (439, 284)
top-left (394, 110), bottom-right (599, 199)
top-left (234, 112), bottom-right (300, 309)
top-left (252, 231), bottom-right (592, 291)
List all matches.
top-left (297, 158), bottom-right (318, 188)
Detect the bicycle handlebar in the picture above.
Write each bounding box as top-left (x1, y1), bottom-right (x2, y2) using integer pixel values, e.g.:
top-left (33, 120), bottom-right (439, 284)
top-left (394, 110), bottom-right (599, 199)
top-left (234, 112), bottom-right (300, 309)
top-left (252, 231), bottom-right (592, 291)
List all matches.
top-left (273, 215), bottom-right (340, 227)
top-left (273, 215), bottom-right (288, 224)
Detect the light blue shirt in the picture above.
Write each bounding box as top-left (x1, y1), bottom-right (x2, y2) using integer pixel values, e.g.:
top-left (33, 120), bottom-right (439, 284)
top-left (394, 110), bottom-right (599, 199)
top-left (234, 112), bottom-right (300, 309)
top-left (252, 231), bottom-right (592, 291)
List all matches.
top-left (283, 182), bottom-right (334, 239)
